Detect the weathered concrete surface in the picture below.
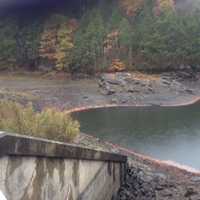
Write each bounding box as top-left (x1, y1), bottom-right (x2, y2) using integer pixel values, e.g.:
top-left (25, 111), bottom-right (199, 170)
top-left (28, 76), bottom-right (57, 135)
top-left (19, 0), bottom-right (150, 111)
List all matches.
top-left (0, 157), bottom-right (122, 200)
top-left (0, 133), bottom-right (126, 162)
top-left (0, 133), bottom-right (127, 200)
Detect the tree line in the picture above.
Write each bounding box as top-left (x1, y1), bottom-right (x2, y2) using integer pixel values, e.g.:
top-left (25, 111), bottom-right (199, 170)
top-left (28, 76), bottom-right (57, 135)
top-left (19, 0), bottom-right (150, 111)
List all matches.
top-left (0, 0), bottom-right (200, 73)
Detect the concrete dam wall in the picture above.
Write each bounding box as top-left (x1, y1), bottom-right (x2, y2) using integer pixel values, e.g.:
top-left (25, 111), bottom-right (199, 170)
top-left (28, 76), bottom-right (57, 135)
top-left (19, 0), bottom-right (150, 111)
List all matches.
top-left (0, 133), bottom-right (127, 200)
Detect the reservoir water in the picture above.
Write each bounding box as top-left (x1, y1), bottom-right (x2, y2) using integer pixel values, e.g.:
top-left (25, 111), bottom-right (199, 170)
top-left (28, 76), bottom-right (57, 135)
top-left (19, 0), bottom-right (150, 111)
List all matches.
top-left (73, 103), bottom-right (200, 169)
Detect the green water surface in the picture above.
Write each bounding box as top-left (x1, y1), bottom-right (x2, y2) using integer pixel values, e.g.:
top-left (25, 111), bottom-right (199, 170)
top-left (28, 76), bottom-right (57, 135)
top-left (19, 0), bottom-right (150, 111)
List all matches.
top-left (73, 103), bottom-right (200, 169)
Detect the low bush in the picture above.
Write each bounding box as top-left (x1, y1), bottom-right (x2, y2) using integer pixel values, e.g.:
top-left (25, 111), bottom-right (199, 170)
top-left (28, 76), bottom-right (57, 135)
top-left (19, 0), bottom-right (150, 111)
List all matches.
top-left (0, 101), bottom-right (80, 142)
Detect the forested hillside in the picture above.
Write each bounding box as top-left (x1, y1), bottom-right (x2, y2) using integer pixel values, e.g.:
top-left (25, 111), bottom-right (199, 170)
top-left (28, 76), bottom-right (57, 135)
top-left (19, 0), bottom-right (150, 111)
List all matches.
top-left (0, 0), bottom-right (200, 73)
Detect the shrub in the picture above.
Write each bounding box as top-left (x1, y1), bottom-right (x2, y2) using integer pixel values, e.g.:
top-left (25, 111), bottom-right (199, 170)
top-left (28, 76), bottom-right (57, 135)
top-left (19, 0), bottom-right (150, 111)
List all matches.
top-left (0, 101), bottom-right (80, 142)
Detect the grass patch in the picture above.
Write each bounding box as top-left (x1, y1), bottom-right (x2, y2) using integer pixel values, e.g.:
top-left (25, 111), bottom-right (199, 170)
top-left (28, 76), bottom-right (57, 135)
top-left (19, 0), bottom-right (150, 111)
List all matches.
top-left (0, 101), bottom-right (80, 142)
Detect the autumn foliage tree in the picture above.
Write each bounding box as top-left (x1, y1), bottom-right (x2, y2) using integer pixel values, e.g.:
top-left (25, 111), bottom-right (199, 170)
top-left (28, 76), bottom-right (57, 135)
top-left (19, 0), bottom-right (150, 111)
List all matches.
top-left (55, 22), bottom-right (74, 71)
top-left (39, 15), bottom-right (60, 70)
top-left (39, 15), bottom-right (75, 71)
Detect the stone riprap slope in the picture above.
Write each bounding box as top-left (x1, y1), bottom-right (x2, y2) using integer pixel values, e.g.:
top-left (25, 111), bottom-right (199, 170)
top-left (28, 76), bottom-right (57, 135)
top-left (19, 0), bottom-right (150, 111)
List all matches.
top-left (116, 165), bottom-right (200, 200)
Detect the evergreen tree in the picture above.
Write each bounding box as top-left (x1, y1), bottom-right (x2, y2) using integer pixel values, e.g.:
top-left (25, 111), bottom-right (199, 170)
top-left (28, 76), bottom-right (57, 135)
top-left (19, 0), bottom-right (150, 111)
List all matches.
top-left (109, 8), bottom-right (123, 29)
top-left (16, 20), bottom-right (42, 70)
top-left (0, 17), bottom-right (18, 70)
top-left (71, 10), bottom-right (106, 74)
top-left (119, 18), bottom-right (133, 67)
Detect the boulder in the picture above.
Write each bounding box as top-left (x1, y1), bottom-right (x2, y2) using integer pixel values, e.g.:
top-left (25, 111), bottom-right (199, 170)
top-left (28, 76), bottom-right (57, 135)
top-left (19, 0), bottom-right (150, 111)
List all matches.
top-left (184, 89), bottom-right (194, 95)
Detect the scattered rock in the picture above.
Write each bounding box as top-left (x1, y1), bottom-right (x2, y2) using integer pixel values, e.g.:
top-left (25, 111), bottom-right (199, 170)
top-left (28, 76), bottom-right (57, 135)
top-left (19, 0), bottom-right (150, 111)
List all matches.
top-left (184, 188), bottom-right (198, 198)
top-left (161, 79), bottom-right (171, 86)
top-left (192, 177), bottom-right (200, 183)
top-left (107, 79), bottom-right (121, 85)
top-left (83, 95), bottom-right (89, 99)
top-left (134, 80), bottom-right (141, 85)
top-left (105, 86), bottom-right (116, 95)
top-left (147, 87), bottom-right (154, 93)
top-left (185, 89), bottom-right (194, 95)
top-left (99, 71), bottom-right (198, 105)
top-left (116, 166), bottom-right (200, 200)
top-left (127, 86), bottom-right (135, 93)
top-left (121, 98), bottom-right (128, 104)
top-left (98, 80), bottom-right (104, 88)
top-left (111, 98), bottom-right (118, 104)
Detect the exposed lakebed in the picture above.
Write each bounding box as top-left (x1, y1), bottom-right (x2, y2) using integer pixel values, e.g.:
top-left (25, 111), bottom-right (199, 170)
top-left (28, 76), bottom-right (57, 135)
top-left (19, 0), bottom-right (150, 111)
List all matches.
top-left (73, 103), bottom-right (200, 169)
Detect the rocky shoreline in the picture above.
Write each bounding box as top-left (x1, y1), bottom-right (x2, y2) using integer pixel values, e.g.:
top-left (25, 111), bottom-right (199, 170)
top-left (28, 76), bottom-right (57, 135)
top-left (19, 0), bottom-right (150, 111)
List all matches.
top-left (98, 71), bottom-right (199, 106)
top-left (116, 164), bottom-right (200, 200)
